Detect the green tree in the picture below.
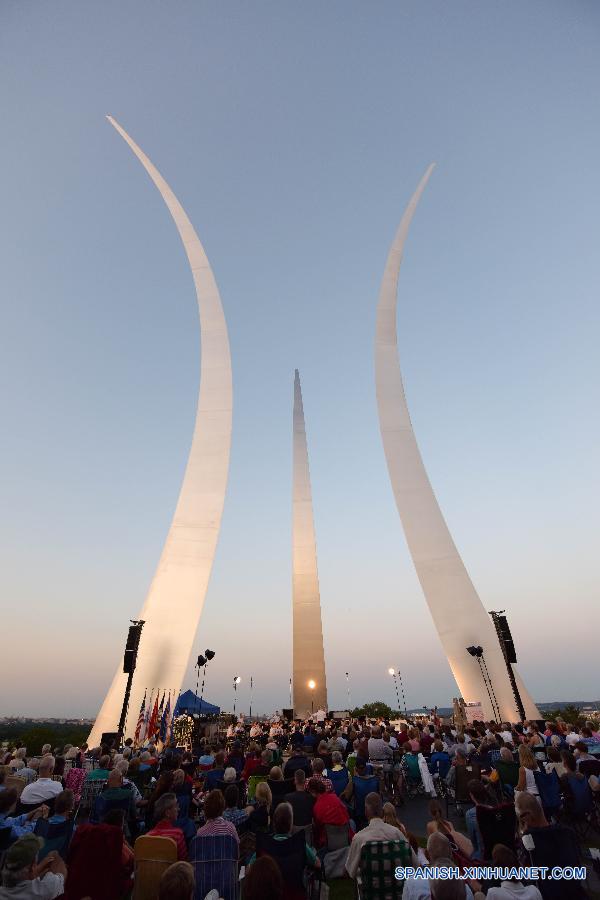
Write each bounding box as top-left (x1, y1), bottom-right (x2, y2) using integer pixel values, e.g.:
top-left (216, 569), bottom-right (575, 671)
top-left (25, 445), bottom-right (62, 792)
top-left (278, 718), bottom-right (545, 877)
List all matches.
top-left (350, 701), bottom-right (396, 719)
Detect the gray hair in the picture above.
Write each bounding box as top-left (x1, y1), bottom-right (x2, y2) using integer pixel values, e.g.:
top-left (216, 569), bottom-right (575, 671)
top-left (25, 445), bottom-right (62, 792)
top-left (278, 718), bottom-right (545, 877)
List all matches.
top-left (427, 832), bottom-right (451, 862)
top-left (331, 751), bottom-right (343, 765)
top-left (154, 792), bottom-right (177, 823)
top-left (38, 755), bottom-right (55, 775)
top-left (115, 759), bottom-right (129, 775)
top-left (272, 801), bottom-right (293, 835)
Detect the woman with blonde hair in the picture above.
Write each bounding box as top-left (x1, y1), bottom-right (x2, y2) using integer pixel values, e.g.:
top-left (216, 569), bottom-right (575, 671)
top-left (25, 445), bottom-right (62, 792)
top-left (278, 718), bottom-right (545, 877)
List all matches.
top-left (517, 743), bottom-right (540, 796)
top-left (245, 781), bottom-right (272, 830)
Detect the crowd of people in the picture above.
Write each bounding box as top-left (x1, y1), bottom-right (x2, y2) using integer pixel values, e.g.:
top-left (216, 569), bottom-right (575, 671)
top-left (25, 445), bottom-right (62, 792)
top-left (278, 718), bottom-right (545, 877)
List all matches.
top-left (0, 712), bottom-right (598, 898)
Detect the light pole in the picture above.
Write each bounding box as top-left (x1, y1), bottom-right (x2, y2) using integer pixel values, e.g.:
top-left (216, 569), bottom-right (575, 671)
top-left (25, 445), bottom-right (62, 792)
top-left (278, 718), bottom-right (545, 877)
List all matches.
top-left (345, 672), bottom-right (351, 711)
top-left (197, 648), bottom-right (215, 715)
top-left (289, 677), bottom-right (293, 710)
top-left (388, 668), bottom-right (402, 716)
top-left (308, 680), bottom-right (316, 716)
top-left (233, 676), bottom-right (241, 717)
top-left (396, 666), bottom-right (408, 717)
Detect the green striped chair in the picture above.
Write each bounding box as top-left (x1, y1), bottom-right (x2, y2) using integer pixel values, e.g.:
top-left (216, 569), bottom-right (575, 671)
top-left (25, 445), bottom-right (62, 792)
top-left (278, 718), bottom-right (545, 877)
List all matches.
top-left (246, 775), bottom-right (268, 802)
top-left (358, 839), bottom-right (411, 899)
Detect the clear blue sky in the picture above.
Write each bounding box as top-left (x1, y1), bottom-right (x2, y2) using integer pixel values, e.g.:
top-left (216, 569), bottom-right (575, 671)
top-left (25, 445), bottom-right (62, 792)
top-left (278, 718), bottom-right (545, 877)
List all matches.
top-left (1, 1), bottom-right (598, 718)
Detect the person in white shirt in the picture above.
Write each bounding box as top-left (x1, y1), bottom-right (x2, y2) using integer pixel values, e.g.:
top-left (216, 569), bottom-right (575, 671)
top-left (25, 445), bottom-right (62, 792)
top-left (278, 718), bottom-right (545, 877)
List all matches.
top-left (499, 725), bottom-right (514, 744)
top-left (485, 843), bottom-right (542, 899)
top-left (346, 792), bottom-right (415, 883)
top-left (19, 757), bottom-right (62, 807)
top-left (566, 727), bottom-right (580, 747)
top-left (0, 833), bottom-right (66, 899)
top-left (402, 833), bottom-right (482, 900)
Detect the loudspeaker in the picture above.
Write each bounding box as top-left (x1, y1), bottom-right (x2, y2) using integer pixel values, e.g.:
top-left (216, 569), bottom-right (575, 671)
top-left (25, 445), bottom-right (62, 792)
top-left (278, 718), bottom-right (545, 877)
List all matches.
top-left (100, 732), bottom-right (119, 748)
top-left (282, 708), bottom-right (294, 723)
top-left (123, 649), bottom-right (136, 673)
top-left (498, 615), bottom-right (517, 664)
top-left (125, 625), bottom-right (140, 651)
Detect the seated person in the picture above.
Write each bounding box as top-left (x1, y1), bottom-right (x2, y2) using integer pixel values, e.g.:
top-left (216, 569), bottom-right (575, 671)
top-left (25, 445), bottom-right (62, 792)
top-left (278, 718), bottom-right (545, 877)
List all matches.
top-left (544, 747), bottom-right (566, 778)
top-left (289, 728), bottom-right (305, 750)
top-left (20, 756), bottom-right (63, 805)
top-left (0, 833), bottom-right (66, 900)
top-left (101, 769), bottom-right (137, 819)
top-left (47, 790), bottom-right (75, 825)
top-left (427, 799), bottom-right (474, 857)
top-left (346, 792), bottom-right (415, 887)
top-left (464, 780), bottom-right (495, 860)
top-left (244, 782), bottom-right (272, 831)
top-left (222, 784), bottom-right (248, 830)
top-left (0, 789), bottom-right (48, 841)
top-left (284, 770), bottom-right (314, 827)
top-left (445, 748), bottom-right (469, 791)
top-left (226, 742), bottom-right (245, 776)
top-left (242, 854), bottom-right (283, 900)
top-left (248, 749), bottom-right (273, 779)
top-left (248, 801), bottom-right (320, 870)
top-left (309, 758), bottom-right (333, 793)
top-left (402, 833), bottom-right (480, 899)
top-left (559, 750), bottom-right (589, 797)
top-left (84, 754), bottom-right (111, 781)
top-left (158, 861), bottom-right (195, 900)
top-left (429, 740), bottom-right (451, 775)
top-left (283, 747), bottom-right (312, 780)
top-left (486, 844), bottom-right (542, 899)
top-left (147, 792), bottom-right (188, 860)
top-left (516, 745), bottom-right (540, 797)
top-left (307, 778), bottom-right (353, 850)
top-left (202, 751), bottom-right (226, 791)
top-left (196, 789), bottom-right (239, 846)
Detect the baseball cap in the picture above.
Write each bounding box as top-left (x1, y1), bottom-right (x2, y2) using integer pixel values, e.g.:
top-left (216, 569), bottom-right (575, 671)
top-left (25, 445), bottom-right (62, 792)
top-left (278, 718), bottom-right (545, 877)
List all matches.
top-left (5, 833), bottom-right (44, 870)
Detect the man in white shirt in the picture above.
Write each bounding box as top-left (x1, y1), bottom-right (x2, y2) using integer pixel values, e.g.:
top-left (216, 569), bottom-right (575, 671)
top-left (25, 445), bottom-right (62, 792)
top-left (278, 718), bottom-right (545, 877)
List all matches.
top-left (0, 833), bottom-right (66, 899)
top-left (345, 793), bottom-right (415, 884)
top-left (499, 724), bottom-right (514, 744)
top-left (19, 758), bottom-right (62, 807)
top-left (402, 833), bottom-right (481, 899)
top-left (566, 727), bottom-right (580, 747)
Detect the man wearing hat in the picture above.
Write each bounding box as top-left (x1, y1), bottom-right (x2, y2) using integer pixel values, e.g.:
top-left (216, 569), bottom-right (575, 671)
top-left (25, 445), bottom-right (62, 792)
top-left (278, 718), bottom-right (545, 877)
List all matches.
top-left (0, 833), bottom-right (66, 898)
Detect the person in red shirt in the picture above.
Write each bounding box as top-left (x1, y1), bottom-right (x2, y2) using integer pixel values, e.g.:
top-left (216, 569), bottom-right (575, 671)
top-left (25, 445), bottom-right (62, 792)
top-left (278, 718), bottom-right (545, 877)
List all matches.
top-left (147, 792), bottom-right (188, 860)
top-left (307, 778), bottom-right (353, 849)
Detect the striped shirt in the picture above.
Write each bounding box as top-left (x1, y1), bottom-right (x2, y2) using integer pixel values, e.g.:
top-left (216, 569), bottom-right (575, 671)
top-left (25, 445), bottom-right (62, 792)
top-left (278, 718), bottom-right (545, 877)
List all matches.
top-left (196, 816), bottom-right (239, 844)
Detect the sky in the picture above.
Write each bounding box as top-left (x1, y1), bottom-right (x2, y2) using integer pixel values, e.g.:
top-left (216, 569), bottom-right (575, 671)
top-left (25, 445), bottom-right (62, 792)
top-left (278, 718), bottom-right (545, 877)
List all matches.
top-left (1, 1), bottom-right (599, 719)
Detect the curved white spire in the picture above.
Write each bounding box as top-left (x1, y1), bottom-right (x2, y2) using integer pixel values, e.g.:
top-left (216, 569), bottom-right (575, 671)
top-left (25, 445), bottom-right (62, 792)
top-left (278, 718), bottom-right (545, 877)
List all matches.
top-left (88, 118), bottom-right (233, 745)
top-left (375, 167), bottom-right (539, 721)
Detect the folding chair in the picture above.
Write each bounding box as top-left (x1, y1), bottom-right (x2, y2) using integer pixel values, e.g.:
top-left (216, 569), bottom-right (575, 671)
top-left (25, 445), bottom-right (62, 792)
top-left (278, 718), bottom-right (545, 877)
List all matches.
top-left (475, 803), bottom-right (517, 859)
top-left (3, 776), bottom-right (26, 797)
top-left (91, 793), bottom-right (132, 824)
top-left (535, 769), bottom-right (562, 819)
top-left (133, 834), bottom-right (177, 900)
top-left (401, 754), bottom-right (423, 800)
top-left (562, 774), bottom-right (595, 840)
top-left (327, 767), bottom-right (350, 797)
top-left (246, 774), bottom-right (267, 802)
top-left (35, 818), bottom-right (75, 861)
top-left (522, 825), bottom-right (586, 900)
top-left (256, 829), bottom-right (309, 900)
top-left (358, 839), bottom-right (411, 899)
top-left (445, 765), bottom-right (476, 818)
top-left (190, 832), bottom-right (240, 900)
top-left (493, 760), bottom-right (520, 799)
top-left (352, 775), bottom-right (380, 827)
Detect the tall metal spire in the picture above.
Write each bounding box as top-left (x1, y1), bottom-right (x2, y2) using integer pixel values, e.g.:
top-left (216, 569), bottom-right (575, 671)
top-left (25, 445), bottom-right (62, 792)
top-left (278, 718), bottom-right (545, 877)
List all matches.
top-left (292, 370), bottom-right (328, 717)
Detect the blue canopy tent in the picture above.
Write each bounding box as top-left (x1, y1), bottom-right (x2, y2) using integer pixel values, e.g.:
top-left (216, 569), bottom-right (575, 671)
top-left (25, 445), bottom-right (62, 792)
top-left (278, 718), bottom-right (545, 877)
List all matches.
top-left (174, 689), bottom-right (220, 717)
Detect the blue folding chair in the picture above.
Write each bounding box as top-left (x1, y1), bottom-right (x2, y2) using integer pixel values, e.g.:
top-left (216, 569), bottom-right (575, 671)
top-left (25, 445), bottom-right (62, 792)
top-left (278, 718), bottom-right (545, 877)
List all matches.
top-left (352, 775), bottom-right (380, 825)
top-left (91, 794), bottom-right (132, 824)
top-left (35, 818), bottom-right (75, 861)
top-left (327, 768), bottom-right (350, 797)
top-left (535, 770), bottom-right (562, 819)
top-left (190, 832), bottom-right (239, 900)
